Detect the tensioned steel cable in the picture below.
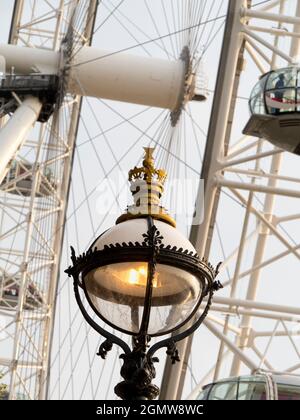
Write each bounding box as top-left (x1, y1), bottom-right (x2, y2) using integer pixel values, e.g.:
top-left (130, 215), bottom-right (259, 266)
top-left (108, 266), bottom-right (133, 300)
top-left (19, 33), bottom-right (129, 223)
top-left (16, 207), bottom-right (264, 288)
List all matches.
top-left (70, 15), bottom-right (227, 69)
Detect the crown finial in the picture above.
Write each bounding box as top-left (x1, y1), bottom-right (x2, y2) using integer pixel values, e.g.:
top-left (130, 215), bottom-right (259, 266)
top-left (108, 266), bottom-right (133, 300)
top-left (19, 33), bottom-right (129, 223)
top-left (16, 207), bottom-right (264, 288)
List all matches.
top-left (143, 147), bottom-right (155, 166)
top-left (129, 147), bottom-right (167, 184)
top-left (116, 147), bottom-right (175, 227)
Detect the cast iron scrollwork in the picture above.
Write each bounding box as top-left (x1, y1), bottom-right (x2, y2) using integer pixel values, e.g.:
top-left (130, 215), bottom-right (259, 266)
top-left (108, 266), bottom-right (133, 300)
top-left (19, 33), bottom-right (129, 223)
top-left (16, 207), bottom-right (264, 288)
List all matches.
top-left (142, 225), bottom-right (163, 248)
top-left (114, 333), bottom-right (160, 400)
top-left (66, 219), bottom-right (222, 400)
top-left (97, 339), bottom-right (113, 360)
top-left (166, 341), bottom-right (181, 365)
top-left (114, 347), bottom-right (160, 401)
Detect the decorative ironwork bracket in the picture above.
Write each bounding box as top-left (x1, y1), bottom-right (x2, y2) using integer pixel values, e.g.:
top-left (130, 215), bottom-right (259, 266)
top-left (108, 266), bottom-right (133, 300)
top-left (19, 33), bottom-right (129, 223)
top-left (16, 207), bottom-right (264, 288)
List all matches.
top-left (65, 220), bottom-right (222, 400)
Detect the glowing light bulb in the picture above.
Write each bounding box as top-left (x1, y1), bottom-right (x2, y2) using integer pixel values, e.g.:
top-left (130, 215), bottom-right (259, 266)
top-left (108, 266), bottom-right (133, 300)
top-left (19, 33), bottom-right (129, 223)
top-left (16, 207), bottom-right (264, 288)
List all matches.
top-left (128, 266), bottom-right (147, 286)
top-left (127, 265), bottom-right (160, 288)
top-left (128, 269), bottom-right (139, 285)
top-left (138, 267), bottom-right (147, 276)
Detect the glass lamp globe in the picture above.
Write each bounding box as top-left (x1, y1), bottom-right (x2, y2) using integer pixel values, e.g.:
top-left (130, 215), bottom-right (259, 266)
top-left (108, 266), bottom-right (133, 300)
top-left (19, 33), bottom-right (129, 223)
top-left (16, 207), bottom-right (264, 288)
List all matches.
top-left (83, 219), bottom-right (203, 336)
top-left (66, 147), bottom-right (221, 402)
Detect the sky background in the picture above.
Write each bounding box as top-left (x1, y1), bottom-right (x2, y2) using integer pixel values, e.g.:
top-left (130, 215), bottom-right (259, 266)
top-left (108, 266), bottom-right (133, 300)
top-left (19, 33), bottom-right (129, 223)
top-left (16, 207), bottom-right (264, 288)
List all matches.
top-left (0, 0), bottom-right (300, 400)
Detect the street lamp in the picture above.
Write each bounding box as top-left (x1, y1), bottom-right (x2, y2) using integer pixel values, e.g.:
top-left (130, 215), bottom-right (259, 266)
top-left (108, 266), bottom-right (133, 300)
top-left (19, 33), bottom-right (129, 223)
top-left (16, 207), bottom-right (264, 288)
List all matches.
top-left (65, 148), bottom-right (222, 401)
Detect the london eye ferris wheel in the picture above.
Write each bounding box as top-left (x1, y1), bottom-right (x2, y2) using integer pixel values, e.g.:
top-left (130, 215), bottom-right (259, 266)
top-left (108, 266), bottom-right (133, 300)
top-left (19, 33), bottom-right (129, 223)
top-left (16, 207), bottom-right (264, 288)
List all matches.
top-left (0, 0), bottom-right (300, 401)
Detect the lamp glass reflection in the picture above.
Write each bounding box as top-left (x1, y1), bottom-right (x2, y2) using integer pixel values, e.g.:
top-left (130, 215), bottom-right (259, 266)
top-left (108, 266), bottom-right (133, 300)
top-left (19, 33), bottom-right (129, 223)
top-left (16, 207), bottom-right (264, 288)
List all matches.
top-left (84, 262), bottom-right (202, 335)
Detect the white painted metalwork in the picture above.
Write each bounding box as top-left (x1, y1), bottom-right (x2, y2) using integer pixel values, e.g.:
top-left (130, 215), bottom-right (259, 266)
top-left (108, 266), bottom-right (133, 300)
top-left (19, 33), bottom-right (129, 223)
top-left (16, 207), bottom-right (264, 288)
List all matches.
top-left (0, 0), bottom-right (99, 400)
top-left (0, 97), bottom-right (42, 184)
top-left (161, 0), bottom-right (300, 400)
top-left (0, 0), bottom-right (299, 402)
top-left (0, 43), bottom-right (188, 109)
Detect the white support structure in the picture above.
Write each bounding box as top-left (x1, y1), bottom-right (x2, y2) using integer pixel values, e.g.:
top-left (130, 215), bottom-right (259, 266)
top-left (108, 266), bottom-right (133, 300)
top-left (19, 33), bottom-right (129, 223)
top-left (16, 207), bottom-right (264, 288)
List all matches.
top-left (69, 48), bottom-right (186, 109)
top-left (0, 97), bottom-right (42, 183)
top-left (211, 296), bottom-right (300, 317)
top-left (0, 0), bottom-right (99, 400)
top-left (230, 0), bottom-right (300, 378)
top-left (161, 0), bottom-right (300, 400)
top-left (160, 0), bottom-right (249, 400)
top-left (289, 0), bottom-right (300, 60)
top-left (0, 44), bottom-right (59, 74)
top-left (0, 44), bottom-right (187, 110)
top-left (1, 0), bottom-right (300, 402)
top-left (242, 7), bottom-right (300, 26)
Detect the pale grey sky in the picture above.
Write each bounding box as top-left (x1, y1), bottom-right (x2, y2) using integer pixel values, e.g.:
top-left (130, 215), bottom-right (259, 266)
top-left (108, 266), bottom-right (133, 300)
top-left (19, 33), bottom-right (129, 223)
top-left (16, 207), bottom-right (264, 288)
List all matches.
top-left (0, 0), bottom-right (299, 401)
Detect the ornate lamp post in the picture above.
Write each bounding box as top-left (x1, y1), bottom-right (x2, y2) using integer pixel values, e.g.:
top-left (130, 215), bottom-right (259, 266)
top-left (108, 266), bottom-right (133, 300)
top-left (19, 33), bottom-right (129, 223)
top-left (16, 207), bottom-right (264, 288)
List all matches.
top-left (65, 148), bottom-right (222, 400)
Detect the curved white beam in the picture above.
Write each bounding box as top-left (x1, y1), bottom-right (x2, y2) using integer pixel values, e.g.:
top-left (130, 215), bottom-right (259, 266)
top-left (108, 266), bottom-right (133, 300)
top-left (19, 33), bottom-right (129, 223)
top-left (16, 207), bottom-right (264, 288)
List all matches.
top-left (0, 44), bottom-right (187, 110)
top-left (69, 47), bottom-right (186, 109)
top-left (0, 44), bottom-right (59, 74)
top-left (0, 96), bottom-right (42, 184)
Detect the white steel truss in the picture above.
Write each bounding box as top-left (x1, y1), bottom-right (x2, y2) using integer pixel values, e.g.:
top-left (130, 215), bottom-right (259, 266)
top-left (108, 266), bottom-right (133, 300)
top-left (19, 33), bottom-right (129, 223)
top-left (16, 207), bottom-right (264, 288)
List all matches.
top-left (161, 0), bottom-right (300, 399)
top-left (0, 0), bottom-right (299, 402)
top-left (0, 0), bottom-right (99, 400)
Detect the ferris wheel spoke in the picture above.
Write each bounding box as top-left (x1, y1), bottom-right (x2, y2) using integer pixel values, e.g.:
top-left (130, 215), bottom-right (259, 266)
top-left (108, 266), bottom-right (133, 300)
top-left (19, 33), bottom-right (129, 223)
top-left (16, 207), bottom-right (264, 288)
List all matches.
top-left (0, 0), bottom-right (101, 400)
top-left (93, 0), bottom-right (125, 36)
top-left (100, 1), bottom-right (153, 58)
top-left (97, 98), bottom-right (201, 175)
top-left (76, 107), bottom-right (152, 149)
